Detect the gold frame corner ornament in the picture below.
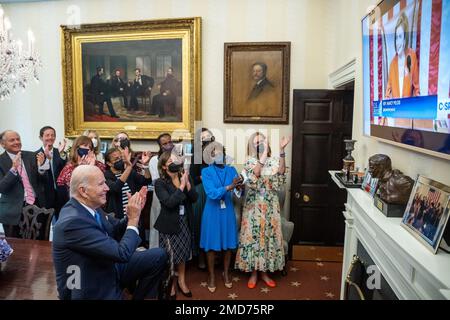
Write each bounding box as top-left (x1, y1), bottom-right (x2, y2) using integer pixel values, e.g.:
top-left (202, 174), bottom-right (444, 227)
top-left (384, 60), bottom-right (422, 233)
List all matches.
top-left (61, 17), bottom-right (202, 140)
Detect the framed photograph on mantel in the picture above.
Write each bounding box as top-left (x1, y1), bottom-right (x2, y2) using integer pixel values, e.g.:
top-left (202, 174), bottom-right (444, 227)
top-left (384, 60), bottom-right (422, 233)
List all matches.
top-left (61, 17), bottom-right (201, 140)
top-left (401, 175), bottom-right (450, 254)
top-left (224, 42), bottom-right (290, 124)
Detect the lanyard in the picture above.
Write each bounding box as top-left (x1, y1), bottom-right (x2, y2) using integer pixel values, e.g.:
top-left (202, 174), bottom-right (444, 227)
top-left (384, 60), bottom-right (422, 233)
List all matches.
top-left (212, 165), bottom-right (227, 187)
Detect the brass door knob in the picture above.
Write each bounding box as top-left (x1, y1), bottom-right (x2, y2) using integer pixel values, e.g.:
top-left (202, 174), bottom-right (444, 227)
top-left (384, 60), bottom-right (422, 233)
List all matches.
top-left (303, 194), bottom-right (310, 202)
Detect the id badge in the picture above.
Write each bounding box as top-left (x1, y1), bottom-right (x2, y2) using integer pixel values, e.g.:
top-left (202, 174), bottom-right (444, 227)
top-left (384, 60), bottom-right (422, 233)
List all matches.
top-left (179, 205), bottom-right (185, 216)
top-left (220, 199), bottom-right (226, 209)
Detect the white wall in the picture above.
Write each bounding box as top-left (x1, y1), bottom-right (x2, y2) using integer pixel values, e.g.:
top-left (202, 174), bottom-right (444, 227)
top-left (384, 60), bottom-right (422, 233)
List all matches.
top-left (327, 0), bottom-right (450, 186)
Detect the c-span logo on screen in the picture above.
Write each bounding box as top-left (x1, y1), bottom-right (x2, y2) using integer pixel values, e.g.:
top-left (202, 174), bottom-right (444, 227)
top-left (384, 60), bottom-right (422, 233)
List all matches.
top-left (438, 100), bottom-right (450, 111)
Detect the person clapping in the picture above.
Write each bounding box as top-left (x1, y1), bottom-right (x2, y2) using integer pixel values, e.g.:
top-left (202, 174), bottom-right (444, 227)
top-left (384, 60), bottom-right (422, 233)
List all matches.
top-left (154, 151), bottom-right (198, 299)
top-left (57, 135), bottom-right (106, 194)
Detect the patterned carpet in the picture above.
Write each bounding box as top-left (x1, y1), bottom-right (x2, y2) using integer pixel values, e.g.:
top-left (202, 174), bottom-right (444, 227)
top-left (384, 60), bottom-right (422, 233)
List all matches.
top-left (175, 259), bottom-right (342, 301)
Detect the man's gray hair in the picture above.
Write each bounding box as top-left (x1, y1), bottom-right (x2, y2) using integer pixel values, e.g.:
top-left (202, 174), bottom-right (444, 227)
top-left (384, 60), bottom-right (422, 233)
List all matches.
top-left (69, 165), bottom-right (101, 198)
top-left (0, 130), bottom-right (17, 142)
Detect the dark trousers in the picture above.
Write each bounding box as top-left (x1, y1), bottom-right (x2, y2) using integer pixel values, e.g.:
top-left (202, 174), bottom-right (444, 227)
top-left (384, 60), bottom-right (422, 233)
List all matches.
top-left (43, 187), bottom-right (66, 221)
top-left (120, 94), bottom-right (128, 108)
top-left (3, 224), bottom-right (20, 238)
top-left (113, 92), bottom-right (128, 108)
top-left (117, 247), bottom-right (168, 300)
top-left (96, 96), bottom-right (117, 117)
top-left (151, 94), bottom-right (176, 117)
top-left (129, 87), bottom-right (145, 110)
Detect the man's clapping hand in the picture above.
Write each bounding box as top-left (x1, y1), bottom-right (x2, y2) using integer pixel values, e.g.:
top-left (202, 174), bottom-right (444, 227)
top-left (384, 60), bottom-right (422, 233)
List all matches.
top-left (12, 152), bottom-right (21, 171)
top-left (126, 191), bottom-right (144, 227)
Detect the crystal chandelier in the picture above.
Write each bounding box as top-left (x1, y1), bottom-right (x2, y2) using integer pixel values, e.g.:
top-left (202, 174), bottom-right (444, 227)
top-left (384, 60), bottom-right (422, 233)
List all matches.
top-left (0, 6), bottom-right (41, 101)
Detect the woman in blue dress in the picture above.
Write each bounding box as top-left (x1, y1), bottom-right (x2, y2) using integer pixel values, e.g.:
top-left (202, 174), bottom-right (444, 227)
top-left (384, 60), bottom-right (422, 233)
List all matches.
top-left (200, 142), bottom-right (243, 293)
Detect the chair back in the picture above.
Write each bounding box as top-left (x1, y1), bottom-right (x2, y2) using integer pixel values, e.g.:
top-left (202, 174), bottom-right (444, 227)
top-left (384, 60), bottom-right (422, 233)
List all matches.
top-left (19, 205), bottom-right (54, 240)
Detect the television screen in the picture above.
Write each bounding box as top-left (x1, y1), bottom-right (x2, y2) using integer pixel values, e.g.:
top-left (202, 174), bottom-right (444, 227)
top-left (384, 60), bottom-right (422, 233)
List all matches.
top-left (362, 0), bottom-right (450, 157)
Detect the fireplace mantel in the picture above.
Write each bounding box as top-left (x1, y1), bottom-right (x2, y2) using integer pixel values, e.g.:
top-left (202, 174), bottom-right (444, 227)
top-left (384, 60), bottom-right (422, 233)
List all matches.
top-left (330, 171), bottom-right (450, 300)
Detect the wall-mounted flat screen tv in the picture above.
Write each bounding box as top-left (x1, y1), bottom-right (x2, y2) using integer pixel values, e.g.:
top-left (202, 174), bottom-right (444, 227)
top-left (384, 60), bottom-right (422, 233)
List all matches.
top-left (362, 0), bottom-right (450, 159)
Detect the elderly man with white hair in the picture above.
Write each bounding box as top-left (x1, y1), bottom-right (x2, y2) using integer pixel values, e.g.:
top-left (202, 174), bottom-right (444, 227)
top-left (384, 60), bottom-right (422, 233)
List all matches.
top-left (52, 165), bottom-right (167, 300)
top-left (0, 130), bottom-right (47, 237)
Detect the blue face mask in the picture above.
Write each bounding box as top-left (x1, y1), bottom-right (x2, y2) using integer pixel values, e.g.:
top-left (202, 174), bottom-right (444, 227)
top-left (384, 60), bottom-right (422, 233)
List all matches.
top-left (255, 144), bottom-right (265, 155)
top-left (77, 148), bottom-right (90, 157)
top-left (213, 153), bottom-right (224, 164)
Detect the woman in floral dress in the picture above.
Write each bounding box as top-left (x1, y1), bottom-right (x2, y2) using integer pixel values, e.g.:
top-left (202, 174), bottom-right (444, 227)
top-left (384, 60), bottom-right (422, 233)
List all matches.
top-left (235, 132), bottom-right (291, 289)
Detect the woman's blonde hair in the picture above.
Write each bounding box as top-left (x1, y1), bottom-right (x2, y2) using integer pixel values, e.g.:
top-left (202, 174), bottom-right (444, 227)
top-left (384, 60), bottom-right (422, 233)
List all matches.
top-left (247, 132), bottom-right (271, 158)
top-left (394, 12), bottom-right (410, 53)
top-left (82, 129), bottom-right (101, 155)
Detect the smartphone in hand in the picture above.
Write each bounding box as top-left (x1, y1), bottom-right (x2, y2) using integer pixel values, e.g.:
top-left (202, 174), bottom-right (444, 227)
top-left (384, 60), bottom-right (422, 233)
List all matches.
top-left (132, 152), bottom-right (142, 167)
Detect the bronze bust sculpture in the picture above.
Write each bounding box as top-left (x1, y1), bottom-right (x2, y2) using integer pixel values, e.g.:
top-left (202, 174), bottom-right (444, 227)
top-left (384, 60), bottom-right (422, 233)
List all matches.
top-left (368, 154), bottom-right (414, 205)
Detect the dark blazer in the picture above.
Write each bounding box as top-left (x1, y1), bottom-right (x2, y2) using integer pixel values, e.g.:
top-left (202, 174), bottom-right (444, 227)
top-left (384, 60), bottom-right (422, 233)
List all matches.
top-left (91, 74), bottom-right (111, 100)
top-left (154, 177), bottom-right (198, 235)
top-left (110, 76), bottom-right (127, 96)
top-left (104, 169), bottom-right (152, 219)
top-left (131, 75), bottom-right (154, 95)
top-left (36, 147), bottom-right (67, 212)
top-left (52, 197), bottom-right (139, 300)
top-left (248, 77), bottom-right (274, 100)
top-left (0, 151), bottom-right (45, 225)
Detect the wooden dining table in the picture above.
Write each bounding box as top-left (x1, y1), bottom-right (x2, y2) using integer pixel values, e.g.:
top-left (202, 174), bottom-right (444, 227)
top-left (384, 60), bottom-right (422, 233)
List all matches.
top-left (0, 238), bottom-right (57, 300)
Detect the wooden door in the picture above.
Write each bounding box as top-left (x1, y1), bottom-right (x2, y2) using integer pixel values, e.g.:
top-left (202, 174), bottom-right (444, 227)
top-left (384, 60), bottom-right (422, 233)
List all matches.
top-left (290, 89), bottom-right (354, 246)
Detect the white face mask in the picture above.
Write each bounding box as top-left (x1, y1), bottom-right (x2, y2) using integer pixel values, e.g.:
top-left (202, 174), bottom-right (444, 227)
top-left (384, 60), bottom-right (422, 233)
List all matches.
top-left (91, 138), bottom-right (98, 148)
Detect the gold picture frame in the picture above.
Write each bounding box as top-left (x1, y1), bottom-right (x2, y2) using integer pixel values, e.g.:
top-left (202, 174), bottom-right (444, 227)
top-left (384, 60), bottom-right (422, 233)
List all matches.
top-left (61, 17), bottom-right (201, 140)
top-left (224, 42), bottom-right (290, 124)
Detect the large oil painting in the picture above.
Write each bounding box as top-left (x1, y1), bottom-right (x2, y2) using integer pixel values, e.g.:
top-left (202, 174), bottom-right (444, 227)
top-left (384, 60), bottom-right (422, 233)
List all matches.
top-left (61, 18), bottom-right (201, 139)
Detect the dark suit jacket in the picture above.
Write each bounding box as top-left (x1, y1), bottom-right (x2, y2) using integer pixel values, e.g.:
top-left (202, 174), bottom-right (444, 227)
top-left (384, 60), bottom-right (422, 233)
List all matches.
top-left (52, 197), bottom-right (139, 300)
top-left (110, 76), bottom-right (127, 96)
top-left (154, 177), bottom-right (198, 235)
top-left (36, 147), bottom-right (67, 212)
top-left (0, 151), bottom-right (45, 225)
top-left (248, 77), bottom-right (274, 100)
top-left (159, 75), bottom-right (181, 96)
top-left (131, 75), bottom-right (154, 95)
top-left (91, 74), bottom-right (111, 101)
top-left (104, 169), bottom-right (152, 219)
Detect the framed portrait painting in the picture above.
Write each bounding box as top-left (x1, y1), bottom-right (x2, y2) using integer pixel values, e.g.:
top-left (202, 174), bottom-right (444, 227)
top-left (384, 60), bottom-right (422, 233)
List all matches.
top-left (61, 17), bottom-right (201, 140)
top-left (224, 42), bottom-right (290, 124)
top-left (401, 175), bottom-right (450, 254)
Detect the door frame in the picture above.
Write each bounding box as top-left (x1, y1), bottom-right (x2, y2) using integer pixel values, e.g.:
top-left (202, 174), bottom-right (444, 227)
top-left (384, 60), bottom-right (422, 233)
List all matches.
top-left (287, 59), bottom-right (356, 254)
top-left (328, 58), bottom-right (356, 89)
